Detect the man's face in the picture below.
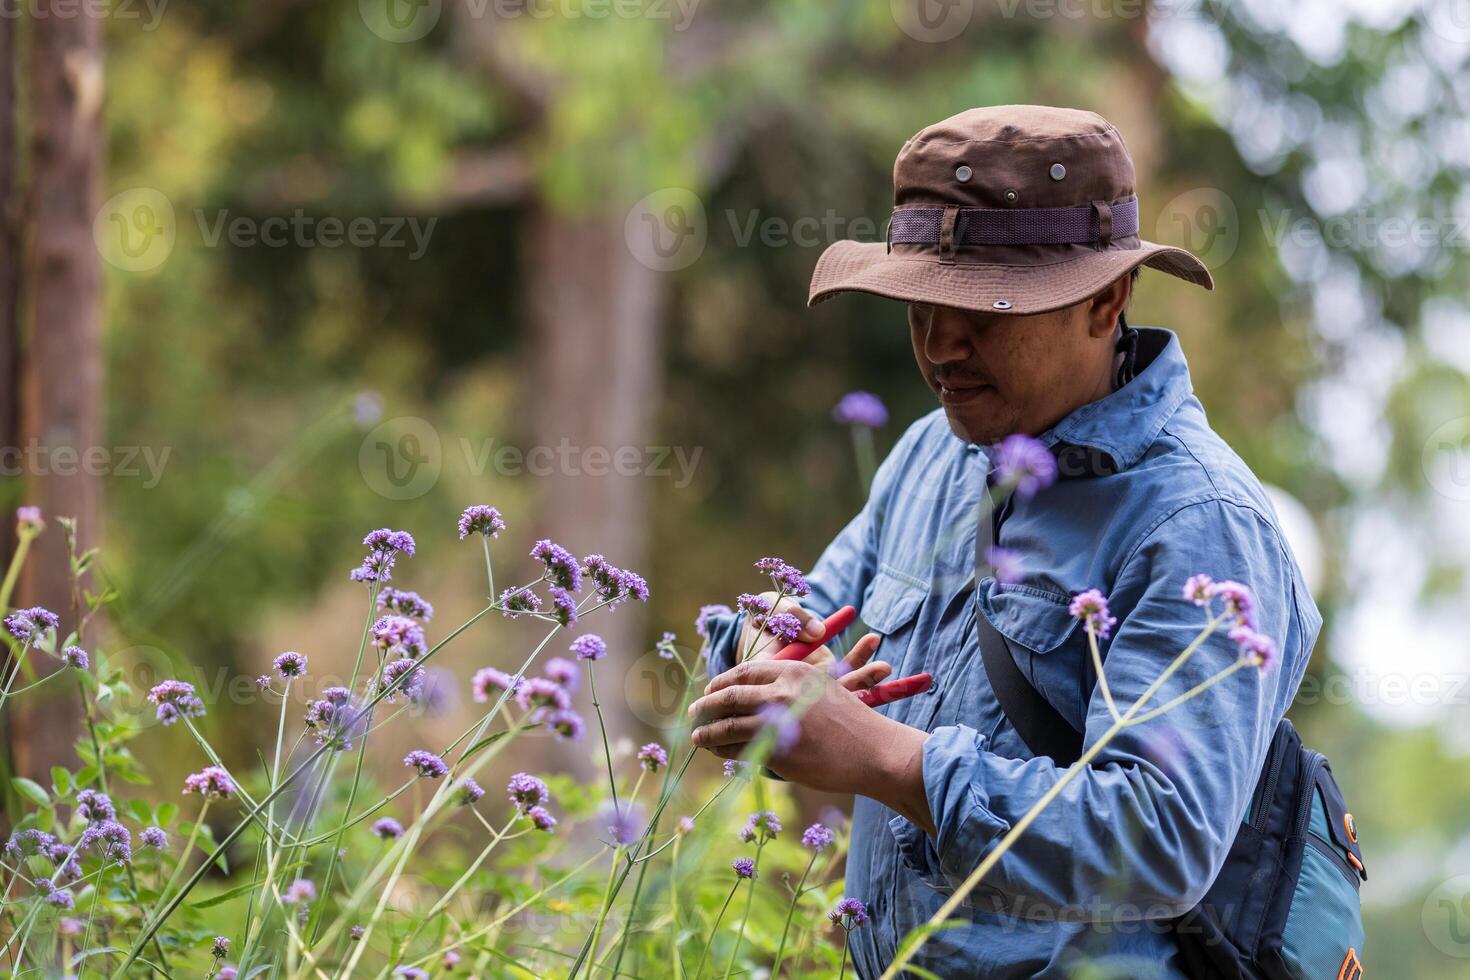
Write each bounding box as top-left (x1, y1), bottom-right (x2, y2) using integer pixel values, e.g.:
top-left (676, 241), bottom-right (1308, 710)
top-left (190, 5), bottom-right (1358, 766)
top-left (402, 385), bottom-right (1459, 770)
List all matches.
top-left (908, 294), bottom-right (1120, 444)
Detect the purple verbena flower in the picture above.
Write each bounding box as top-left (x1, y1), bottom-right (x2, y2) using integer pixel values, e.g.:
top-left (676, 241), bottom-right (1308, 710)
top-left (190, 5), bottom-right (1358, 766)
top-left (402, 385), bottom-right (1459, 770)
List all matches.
top-left (637, 742), bottom-right (668, 772)
top-left (372, 615), bottom-right (426, 657)
top-left (304, 687), bottom-right (363, 751)
top-left (1068, 588), bottom-right (1117, 640)
top-left (548, 586), bottom-right (578, 628)
top-left (350, 550), bottom-right (396, 584)
top-left (47, 888), bottom-right (74, 909)
top-left (828, 897), bottom-right (869, 929)
top-left (762, 612), bottom-right (802, 644)
top-left (273, 651), bottom-right (308, 679)
top-left (371, 817), bottom-right (404, 840)
top-left (677, 816), bottom-right (695, 834)
top-left (457, 505), bottom-right (506, 540)
top-left (75, 789), bottom-right (115, 823)
top-left (471, 667), bottom-right (519, 702)
top-left (833, 391), bottom-right (888, 428)
top-left (802, 823), bottom-right (835, 851)
top-left (3, 828), bottom-right (56, 860)
top-left (507, 773), bottom-right (549, 814)
top-left (516, 677), bottom-right (569, 714)
top-left (599, 801), bottom-right (645, 847)
top-left (81, 820), bottom-right (133, 864)
top-left (364, 528), bottom-right (416, 557)
top-left (756, 703), bottom-right (801, 754)
top-left (377, 657), bottom-right (426, 703)
top-left (62, 646), bottom-right (89, 670)
top-left (15, 505), bottom-right (43, 533)
top-left (530, 539), bottom-right (582, 591)
top-left (731, 857), bottom-right (757, 880)
top-left (1182, 574), bottom-right (1214, 605)
top-left (183, 766), bottom-right (237, 801)
top-left (722, 759), bottom-right (750, 778)
top-left (993, 434), bottom-right (1057, 499)
top-left (527, 806), bottom-right (557, 832)
top-left (58, 917), bottom-right (83, 937)
top-left (655, 631), bottom-right (677, 660)
top-left (1229, 624), bottom-right (1277, 671)
top-left (456, 778), bottom-right (484, 807)
top-left (211, 936), bottom-right (230, 959)
top-left (141, 826), bottom-right (168, 849)
top-left (393, 967), bottom-right (428, 980)
top-left (377, 587), bottom-right (434, 622)
top-left (570, 633), bottom-right (606, 661)
top-left (738, 810), bottom-right (782, 844)
top-left (987, 546), bottom-right (1025, 585)
top-left (771, 565), bottom-right (811, 598)
top-left (695, 604), bottom-right (732, 639)
top-left (4, 606), bottom-right (60, 644)
top-left (544, 709), bottom-right (585, 741)
top-left (499, 586), bottom-right (543, 618)
top-left (1211, 580), bottom-right (1257, 629)
top-left (148, 679), bottom-right (205, 726)
top-left (582, 554), bottom-right (648, 605)
top-left (404, 750), bottom-right (448, 779)
top-left (218, 967), bottom-right (238, 980)
top-left (736, 593), bottom-right (771, 617)
top-left (543, 656), bottom-right (579, 691)
top-left (283, 878), bottom-right (316, 905)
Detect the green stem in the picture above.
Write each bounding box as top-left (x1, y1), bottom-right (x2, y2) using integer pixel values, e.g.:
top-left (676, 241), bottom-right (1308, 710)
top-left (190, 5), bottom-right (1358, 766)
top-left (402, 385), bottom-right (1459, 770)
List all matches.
top-left (721, 840), bottom-right (762, 979)
top-left (587, 659), bottom-right (621, 817)
top-left (692, 881), bottom-right (741, 980)
top-left (0, 529), bottom-right (34, 611)
top-left (1087, 624), bottom-right (1121, 722)
top-left (770, 851), bottom-right (819, 976)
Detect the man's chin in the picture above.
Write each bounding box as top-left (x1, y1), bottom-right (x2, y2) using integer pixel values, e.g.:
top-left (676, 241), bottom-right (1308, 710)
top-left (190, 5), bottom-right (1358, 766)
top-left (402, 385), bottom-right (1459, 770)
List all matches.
top-left (942, 407), bottom-right (1012, 446)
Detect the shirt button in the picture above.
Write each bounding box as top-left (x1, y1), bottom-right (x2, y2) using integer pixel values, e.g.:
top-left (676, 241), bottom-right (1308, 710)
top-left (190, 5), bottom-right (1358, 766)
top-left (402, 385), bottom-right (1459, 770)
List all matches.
top-left (955, 164), bottom-right (973, 182)
top-left (1050, 162), bottom-right (1066, 180)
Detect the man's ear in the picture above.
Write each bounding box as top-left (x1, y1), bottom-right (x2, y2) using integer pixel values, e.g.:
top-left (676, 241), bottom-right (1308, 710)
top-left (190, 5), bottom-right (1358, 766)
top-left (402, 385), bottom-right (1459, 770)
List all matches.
top-left (1086, 274), bottom-right (1132, 339)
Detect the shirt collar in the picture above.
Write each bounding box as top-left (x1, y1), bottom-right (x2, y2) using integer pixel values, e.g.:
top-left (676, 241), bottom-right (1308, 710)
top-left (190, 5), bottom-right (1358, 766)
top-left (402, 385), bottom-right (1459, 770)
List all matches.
top-left (1041, 327), bottom-right (1192, 475)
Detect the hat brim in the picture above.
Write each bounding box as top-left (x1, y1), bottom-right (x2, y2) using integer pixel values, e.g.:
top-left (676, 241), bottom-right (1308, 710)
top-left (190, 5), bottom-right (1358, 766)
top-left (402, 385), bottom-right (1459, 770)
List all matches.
top-left (808, 240), bottom-right (1213, 316)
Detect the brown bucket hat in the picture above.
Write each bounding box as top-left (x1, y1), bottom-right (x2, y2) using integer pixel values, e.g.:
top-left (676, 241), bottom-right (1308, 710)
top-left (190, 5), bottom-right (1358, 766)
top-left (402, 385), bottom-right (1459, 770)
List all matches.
top-left (809, 105), bottom-right (1213, 316)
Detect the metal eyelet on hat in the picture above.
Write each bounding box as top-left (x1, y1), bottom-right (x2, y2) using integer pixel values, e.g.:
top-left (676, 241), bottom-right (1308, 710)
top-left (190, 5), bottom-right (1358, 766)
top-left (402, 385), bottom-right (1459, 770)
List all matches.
top-left (992, 300), bottom-right (1013, 310)
top-left (955, 164), bottom-right (973, 183)
top-left (1004, 189), bottom-right (1018, 204)
top-left (1050, 163), bottom-right (1066, 180)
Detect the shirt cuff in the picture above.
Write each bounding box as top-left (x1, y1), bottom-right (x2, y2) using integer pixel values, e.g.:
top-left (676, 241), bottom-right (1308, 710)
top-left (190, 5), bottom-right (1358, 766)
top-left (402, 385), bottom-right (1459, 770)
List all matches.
top-left (890, 725), bottom-right (1013, 901)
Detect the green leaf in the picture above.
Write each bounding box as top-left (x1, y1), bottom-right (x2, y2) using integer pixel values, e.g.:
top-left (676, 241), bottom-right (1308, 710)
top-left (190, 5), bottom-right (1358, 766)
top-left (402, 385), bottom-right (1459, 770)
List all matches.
top-left (127, 799), bottom-right (153, 824)
top-left (11, 777), bottom-right (50, 806)
top-left (462, 727), bottom-right (519, 761)
top-left (188, 879), bottom-right (262, 910)
top-left (69, 946), bottom-right (125, 968)
top-left (51, 766), bottom-right (74, 796)
top-left (75, 766), bottom-right (99, 786)
top-left (156, 802), bottom-right (178, 826)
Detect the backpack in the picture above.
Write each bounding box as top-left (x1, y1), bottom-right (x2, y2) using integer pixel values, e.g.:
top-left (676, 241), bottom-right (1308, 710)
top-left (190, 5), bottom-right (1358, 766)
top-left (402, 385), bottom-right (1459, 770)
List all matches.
top-left (977, 614), bottom-right (1367, 979)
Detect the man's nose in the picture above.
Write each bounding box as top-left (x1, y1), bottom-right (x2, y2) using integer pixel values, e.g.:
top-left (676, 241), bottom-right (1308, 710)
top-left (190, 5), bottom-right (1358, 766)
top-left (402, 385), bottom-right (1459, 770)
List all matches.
top-left (924, 307), bottom-right (979, 364)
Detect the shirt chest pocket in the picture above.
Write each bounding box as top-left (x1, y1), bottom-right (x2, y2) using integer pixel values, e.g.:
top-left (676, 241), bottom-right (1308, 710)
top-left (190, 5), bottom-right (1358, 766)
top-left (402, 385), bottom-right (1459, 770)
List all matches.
top-left (983, 585), bottom-right (1088, 729)
top-left (859, 565), bottom-right (930, 675)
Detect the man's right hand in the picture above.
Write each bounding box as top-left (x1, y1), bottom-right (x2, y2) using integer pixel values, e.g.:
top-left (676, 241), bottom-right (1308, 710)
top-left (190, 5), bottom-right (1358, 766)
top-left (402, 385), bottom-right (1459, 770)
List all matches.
top-left (736, 591), bottom-right (891, 692)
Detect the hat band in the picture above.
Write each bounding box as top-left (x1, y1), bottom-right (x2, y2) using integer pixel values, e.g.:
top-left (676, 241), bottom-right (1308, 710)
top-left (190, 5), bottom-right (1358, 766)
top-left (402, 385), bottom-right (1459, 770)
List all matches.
top-left (888, 197), bottom-right (1138, 247)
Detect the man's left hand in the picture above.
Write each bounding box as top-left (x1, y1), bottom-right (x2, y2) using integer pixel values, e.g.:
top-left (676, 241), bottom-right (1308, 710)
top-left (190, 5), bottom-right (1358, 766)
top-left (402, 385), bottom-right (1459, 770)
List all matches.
top-left (688, 660), bottom-right (934, 832)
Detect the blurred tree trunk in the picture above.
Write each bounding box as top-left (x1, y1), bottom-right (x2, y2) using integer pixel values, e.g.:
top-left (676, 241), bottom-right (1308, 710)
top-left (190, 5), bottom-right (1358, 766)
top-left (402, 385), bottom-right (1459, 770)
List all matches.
top-left (9, 3), bottom-right (104, 780)
top-left (0, 10), bottom-right (20, 555)
top-left (523, 204), bottom-right (662, 722)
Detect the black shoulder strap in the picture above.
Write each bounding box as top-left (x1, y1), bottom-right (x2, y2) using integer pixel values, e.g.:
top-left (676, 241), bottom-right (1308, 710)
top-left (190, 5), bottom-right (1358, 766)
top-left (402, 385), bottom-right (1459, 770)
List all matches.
top-left (976, 611), bottom-right (1084, 767)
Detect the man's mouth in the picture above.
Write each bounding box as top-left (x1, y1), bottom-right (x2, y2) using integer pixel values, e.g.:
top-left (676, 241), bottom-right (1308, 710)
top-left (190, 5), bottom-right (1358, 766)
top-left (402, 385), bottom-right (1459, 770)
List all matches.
top-left (936, 380), bottom-right (993, 406)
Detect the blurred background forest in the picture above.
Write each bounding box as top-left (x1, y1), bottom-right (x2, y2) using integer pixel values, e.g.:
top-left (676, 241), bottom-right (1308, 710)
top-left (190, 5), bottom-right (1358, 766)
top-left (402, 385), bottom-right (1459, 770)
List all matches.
top-left (3, 0), bottom-right (1470, 974)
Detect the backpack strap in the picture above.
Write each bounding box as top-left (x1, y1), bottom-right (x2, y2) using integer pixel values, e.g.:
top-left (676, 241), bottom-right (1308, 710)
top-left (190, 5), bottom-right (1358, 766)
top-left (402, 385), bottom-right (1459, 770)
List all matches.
top-left (976, 611), bottom-right (1084, 767)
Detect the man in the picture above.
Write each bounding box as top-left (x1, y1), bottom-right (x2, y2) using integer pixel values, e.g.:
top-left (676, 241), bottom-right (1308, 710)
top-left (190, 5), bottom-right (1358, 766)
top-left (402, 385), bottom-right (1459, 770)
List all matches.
top-left (689, 106), bottom-right (1321, 978)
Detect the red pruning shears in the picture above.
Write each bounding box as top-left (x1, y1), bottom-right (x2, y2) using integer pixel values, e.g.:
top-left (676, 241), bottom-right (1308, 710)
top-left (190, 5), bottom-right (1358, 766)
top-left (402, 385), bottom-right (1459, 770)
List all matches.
top-left (772, 605), bottom-right (933, 707)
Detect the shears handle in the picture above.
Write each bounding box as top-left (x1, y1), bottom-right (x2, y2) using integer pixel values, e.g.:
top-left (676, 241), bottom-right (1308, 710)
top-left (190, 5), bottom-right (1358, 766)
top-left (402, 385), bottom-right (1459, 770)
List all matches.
top-left (857, 672), bottom-right (933, 707)
top-left (771, 605), bottom-right (857, 661)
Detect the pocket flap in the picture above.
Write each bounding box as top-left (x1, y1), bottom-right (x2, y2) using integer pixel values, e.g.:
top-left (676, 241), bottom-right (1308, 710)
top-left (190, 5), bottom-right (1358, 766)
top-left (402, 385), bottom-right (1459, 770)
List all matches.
top-left (1317, 764), bottom-right (1366, 879)
top-left (984, 585), bottom-right (1081, 655)
top-left (861, 566), bottom-right (929, 634)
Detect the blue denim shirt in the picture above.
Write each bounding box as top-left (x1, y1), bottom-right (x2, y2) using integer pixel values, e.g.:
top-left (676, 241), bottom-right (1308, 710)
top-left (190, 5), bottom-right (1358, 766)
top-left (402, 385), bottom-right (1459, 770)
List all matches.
top-left (706, 328), bottom-right (1321, 979)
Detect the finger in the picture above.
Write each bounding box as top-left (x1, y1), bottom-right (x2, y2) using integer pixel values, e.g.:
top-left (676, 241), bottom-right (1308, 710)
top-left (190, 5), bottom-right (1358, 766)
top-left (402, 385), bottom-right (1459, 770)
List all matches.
top-left (691, 714), bottom-right (764, 749)
top-left (704, 659), bottom-right (796, 696)
top-left (710, 745), bottom-right (745, 760)
top-left (839, 661), bottom-right (891, 692)
top-left (841, 633), bottom-right (883, 670)
top-left (688, 685), bottom-right (783, 725)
